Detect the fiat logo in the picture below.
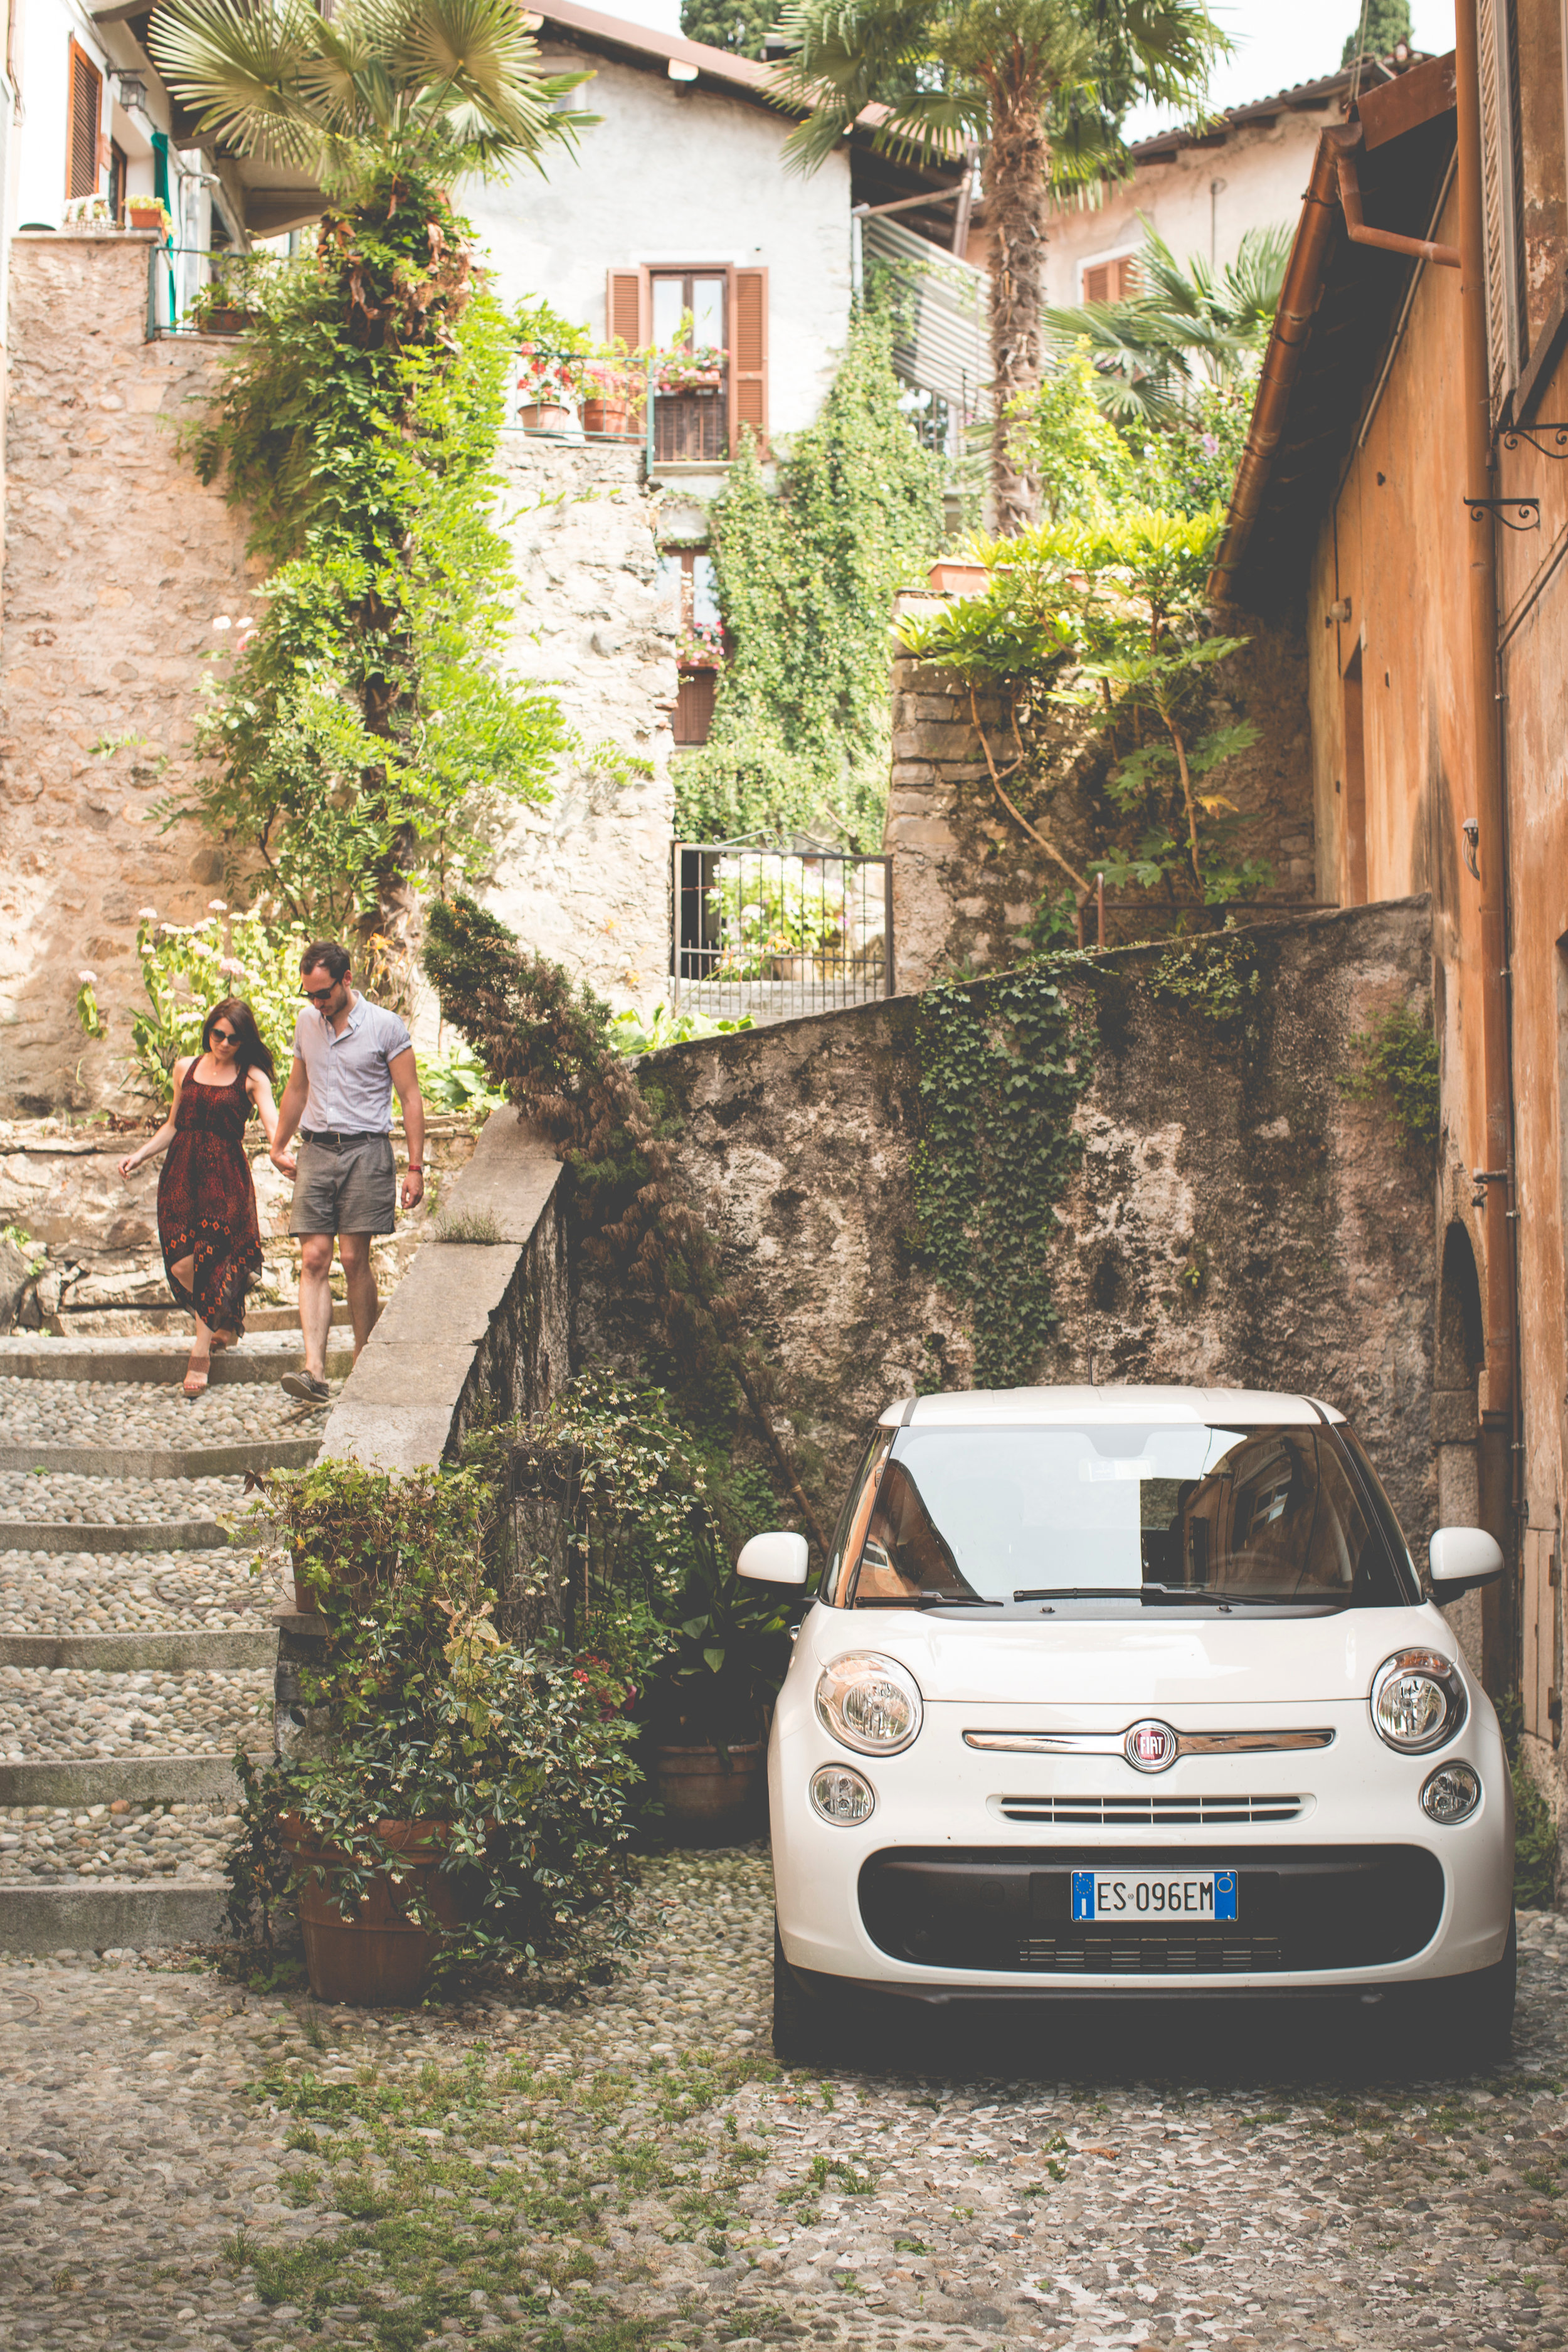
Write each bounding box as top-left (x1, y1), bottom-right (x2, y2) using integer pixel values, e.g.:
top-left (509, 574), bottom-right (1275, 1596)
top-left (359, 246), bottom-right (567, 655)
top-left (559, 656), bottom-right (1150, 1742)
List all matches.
top-left (1125, 1719), bottom-right (1179, 1772)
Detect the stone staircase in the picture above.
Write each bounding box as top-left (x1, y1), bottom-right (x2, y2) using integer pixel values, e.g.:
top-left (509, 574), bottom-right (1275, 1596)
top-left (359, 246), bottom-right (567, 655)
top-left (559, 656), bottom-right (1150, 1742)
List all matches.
top-left (0, 1328), bottom-right (351, 1952)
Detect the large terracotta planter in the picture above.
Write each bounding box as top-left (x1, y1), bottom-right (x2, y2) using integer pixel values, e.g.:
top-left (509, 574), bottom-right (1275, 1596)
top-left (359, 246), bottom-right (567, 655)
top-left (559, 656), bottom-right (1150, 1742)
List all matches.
top-left (927, 558), bottom-right (991, 595)
top-left (284, 1816), bottom-right (465, 2005)
top-left (581, 396), bottom-right (632, 435)
top-left (519, 401), bottom-right (572, 433)
top-left (654, 1740), bottom-right (765, 1846)
top-left (198, 306), bottom-right (254, 336)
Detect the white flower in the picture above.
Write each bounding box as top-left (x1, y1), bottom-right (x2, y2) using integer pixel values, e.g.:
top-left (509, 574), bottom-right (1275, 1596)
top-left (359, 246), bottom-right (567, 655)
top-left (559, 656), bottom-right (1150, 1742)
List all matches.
top-left (217, 957), bottom-right (246, 977)
top-left (77, 969), bottom-right (97, 985)
top-left (211, 616), bottom-right (232, 632)
top-left (208, 899), bottom-right (229, 912)
top-left (137, 906), bottom-right (157, 920)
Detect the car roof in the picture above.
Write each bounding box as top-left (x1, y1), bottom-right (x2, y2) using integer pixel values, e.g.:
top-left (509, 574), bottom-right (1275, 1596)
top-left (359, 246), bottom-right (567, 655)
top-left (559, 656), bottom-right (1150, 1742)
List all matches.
top-left (881, 1384), bottom-right (1340, 1428)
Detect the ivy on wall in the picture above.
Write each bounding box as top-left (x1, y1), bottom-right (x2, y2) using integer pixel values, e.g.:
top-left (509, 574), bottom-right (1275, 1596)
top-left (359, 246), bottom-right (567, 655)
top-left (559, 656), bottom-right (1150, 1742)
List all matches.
top-left (678, 305), bottom-right (946, 850)
top-left (914, 962), bottom-right (1096, 1386)
top-left (1337, 999), bottom-right (1440, 1154)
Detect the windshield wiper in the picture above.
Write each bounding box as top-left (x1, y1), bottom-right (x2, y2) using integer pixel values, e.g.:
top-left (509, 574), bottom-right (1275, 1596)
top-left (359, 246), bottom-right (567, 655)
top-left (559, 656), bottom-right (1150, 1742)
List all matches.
top-left (853, 1594), bottom-right (1002, 1609)
top-left (1012, 1584), bottom-right (1334, 1606)
top-left (1014, 1586), bottom-right (1150, 1601)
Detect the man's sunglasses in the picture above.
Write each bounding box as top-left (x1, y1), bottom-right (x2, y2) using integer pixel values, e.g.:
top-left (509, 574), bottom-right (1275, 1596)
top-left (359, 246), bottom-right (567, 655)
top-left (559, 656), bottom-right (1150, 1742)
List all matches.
top-left (300, 983), bottom-right (339, 1002)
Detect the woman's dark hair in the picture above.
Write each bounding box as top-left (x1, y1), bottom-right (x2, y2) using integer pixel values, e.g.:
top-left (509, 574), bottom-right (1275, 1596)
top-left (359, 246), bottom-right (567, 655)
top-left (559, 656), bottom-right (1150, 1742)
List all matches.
top-left (202, 998), bottom-right (276, 1085)
top-left (301, 938), bottom-right (351, 983)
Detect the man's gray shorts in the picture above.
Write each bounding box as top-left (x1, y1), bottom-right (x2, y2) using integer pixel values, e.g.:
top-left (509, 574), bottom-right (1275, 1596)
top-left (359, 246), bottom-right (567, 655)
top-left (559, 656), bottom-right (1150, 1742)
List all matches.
top-left (289, 1135), bottom-right (397, 1237)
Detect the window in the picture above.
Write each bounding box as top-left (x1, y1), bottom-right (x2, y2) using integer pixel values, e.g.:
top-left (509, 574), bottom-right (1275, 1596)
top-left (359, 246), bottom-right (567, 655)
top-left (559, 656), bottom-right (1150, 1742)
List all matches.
top-left (659, 547), bottom-right (723, 746)
top-left (1082, 252), bottom-right (1139, 305)
top-left (108, 140), bottom-right (127, 224)
top-left (67, 40), bottom-right (103, 202)
top-left (605, 265), bottom-right (768, 460)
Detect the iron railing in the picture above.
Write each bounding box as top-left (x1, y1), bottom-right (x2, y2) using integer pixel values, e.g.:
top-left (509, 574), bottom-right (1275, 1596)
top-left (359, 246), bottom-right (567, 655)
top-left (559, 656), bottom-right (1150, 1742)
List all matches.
top-left (672, 843), bottom-right (894, 1024)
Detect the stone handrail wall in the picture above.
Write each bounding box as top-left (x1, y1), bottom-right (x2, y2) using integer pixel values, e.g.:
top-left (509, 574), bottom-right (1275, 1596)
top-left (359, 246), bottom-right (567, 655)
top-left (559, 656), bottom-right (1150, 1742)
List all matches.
top-left (320, 1110), bottom-right (566, 1473)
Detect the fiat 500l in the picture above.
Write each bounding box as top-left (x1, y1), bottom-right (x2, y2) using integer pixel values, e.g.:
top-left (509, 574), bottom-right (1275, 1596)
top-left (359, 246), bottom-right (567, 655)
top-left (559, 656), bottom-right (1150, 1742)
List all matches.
top-left (737, 1386), bottom-right (1515, 2063)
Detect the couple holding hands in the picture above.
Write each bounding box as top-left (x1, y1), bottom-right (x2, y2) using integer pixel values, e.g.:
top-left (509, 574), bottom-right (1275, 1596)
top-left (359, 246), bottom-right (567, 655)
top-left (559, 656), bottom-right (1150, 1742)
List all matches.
top-left (118, 940), bottom-right (426, 1400)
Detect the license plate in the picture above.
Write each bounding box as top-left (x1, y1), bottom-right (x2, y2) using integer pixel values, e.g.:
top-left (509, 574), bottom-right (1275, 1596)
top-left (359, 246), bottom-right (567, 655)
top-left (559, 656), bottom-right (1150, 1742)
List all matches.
top-left (1071, 1868), bottom-right (1237, 1923)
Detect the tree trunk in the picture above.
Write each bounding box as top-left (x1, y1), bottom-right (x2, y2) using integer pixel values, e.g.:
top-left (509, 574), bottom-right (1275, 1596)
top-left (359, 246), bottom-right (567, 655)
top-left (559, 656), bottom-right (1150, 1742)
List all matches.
top-left (986, 79), bottom-right (1049, 534)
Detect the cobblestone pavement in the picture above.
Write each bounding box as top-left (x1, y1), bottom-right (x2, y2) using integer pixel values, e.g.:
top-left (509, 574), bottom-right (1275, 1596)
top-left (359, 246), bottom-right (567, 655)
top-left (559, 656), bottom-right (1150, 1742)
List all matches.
top-left (4, 1848), bottom-right (1568, 2352)
top-left (0, 1472), bottom-right (253, 1527)
top-left (0, 1799), bottom-right (243, 1881)
top-left (0, 1377), bottom-right (329, 1449)
top-left (0, 1547), bottom-right (277, 1635)
top-left (0, 1666), bottom-right (272, 1759)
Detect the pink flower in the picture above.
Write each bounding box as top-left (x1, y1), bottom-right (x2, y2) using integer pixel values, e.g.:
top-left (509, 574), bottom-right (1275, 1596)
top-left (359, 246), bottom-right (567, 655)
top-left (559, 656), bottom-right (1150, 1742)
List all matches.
top-left (217, 957), bottom-right (245, 977)
top-left (77, 969), bottom-right (97, 985)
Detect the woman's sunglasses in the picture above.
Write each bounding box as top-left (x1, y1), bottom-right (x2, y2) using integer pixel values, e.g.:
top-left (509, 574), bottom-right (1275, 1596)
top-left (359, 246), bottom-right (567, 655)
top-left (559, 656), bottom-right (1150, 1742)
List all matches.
top-left (210, 1025), bottom-right (238, 1044)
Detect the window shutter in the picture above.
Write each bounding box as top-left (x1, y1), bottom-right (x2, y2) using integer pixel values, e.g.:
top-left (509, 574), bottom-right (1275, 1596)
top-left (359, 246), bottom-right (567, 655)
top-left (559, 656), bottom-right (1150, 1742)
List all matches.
top-left (1477, 0), bottom-right (1525, 414)
top-left (675, 669), bottom-right (717, 746)
top-left (1083, 262), bottom-right (1110, 303)
top-left (729, 267), bottom-right (767, 452)
top-left (67, 41), bottom-right (103, 202)
top-left (606, 268), bottom-right (647, 353)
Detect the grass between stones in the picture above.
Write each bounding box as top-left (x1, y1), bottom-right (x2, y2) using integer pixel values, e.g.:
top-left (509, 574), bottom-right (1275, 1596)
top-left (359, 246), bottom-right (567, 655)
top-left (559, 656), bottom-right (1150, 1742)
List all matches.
top-left (230, 2032), bottom-right (785, 2349)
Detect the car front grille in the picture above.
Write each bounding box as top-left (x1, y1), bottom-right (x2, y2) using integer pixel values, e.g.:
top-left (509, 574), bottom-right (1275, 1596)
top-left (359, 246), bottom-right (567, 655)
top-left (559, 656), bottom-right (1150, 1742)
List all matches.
top-left (1018, 1934), bottom-right (1282, 1972)
top-left (859, 1845), bottom-right (1445, 1975)
top-left (997, 1794), bottom-right (1306, 1826)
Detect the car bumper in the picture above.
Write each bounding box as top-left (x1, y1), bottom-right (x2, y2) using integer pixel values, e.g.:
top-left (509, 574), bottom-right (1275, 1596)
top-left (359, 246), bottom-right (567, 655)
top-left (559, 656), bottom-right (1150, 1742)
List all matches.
top-left (770, 1697), bottom-right (1514, 1996)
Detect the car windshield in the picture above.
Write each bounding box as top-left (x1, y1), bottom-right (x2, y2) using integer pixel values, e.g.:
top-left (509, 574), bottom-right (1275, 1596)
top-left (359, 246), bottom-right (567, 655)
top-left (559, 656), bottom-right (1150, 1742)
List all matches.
top-left (831, 1422), bottom-right (1414, 1611)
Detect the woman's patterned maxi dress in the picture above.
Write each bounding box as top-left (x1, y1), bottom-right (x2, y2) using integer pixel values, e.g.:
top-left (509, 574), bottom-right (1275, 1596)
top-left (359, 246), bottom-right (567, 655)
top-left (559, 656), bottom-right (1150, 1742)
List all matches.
top-left (156, 1071), bottom-right (263, 1336)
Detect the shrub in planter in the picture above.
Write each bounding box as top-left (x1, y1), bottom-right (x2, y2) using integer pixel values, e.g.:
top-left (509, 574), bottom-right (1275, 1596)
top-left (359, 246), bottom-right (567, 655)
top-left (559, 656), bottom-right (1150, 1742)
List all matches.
top-left (226, 1454), bottom-right (665, 2000)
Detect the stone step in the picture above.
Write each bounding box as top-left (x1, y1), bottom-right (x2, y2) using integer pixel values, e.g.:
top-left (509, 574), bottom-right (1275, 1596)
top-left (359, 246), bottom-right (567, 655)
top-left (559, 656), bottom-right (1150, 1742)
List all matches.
top-left (0, 1754), bottom-right (261, 1806)
top-left (0, 1438), bottom-right (320, 1477)
top-left (0, 1629), bottom-right (275, 1670)
top-left (0, 1875), bottom-right (230, 1953)
top-left (0, 1335), bottom-right (356, 1384)
top-left (0, 1519), bottom-right (232, 1554)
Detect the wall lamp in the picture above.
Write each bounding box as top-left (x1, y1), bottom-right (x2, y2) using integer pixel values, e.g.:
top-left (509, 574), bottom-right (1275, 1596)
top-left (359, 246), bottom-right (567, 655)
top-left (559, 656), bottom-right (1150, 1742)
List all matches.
top-left (668, 57), bottom-right (698, 80)
top-left (115, 71), bottom-right (147, 110)
top-left (1461, 817), bottom-right (1480, 880)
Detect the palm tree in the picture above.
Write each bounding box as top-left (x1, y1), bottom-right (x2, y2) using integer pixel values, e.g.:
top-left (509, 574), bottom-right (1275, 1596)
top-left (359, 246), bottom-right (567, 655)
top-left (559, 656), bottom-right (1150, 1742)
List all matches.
top-left (147, 0), bottom-right (588, 199)
top-left (768, 0), bottom-right (1225, 531)
top-left (1043, 221), bottom-right (1291, 424)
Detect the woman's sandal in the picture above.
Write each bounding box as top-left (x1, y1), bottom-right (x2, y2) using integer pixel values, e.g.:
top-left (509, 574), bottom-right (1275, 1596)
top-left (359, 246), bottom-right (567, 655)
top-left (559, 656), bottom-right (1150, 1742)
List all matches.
top-left (183, 1355), bottom-right (211, 1399)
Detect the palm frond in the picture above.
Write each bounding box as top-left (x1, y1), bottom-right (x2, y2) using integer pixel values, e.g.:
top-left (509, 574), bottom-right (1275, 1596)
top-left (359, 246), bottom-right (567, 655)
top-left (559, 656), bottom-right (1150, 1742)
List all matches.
top-left (147, 0), bottom-right (324, 165)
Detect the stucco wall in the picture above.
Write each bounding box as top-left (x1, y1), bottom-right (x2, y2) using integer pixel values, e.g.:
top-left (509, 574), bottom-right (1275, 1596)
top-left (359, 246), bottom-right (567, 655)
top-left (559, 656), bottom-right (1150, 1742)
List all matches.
top-left (583, 899), bottom-right (1439, 1582)
top-left (885, 600), bottom-right (1317, 993)
top-left (460, 53), bottom-right (853, 444)
top-left (1037, 103), bottom-right (1337, 307)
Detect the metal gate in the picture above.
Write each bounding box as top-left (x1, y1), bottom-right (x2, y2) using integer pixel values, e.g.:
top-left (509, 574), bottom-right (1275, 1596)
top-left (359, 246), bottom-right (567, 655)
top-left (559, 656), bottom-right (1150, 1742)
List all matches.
top-left (672, 844), bottom-right (894, 1022)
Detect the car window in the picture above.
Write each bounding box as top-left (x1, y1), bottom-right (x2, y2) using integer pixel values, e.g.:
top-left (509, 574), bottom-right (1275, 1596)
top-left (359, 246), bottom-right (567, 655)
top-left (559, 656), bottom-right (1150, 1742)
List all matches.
top-left (834, 1422), bottom-right (1415, 1611)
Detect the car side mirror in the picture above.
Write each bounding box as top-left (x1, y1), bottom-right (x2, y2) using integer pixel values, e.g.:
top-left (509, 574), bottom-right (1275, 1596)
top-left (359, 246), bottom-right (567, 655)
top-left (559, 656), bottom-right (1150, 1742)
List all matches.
top-left (737, 1531), bottom-right (810, 1586)
top-left (1429, 1527), bottom-right (1505, 1592)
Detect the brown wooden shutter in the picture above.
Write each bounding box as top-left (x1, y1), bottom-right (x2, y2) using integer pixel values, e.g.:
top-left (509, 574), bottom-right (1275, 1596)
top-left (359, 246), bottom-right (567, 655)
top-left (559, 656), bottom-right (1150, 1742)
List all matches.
top-left (606, 268), bottom-right (648, 352)
top-left (675, 669), bottom-right (716, 746)
top-left (1477, 0), bottom-right (1525, 413)
top-left (729, 267), bottom-right (767, 453)
top-left (1083, 262), bottom-right (1110, 304)
top-left (67, 41), bottom-right (103, 201)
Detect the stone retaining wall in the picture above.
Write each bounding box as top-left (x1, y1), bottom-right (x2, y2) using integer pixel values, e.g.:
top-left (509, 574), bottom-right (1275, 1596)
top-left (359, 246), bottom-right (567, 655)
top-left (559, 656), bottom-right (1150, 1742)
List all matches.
top-left (586, 898), bottom-right (1439, 1562)
top-left (884, 599), bottom-right (1318, 993)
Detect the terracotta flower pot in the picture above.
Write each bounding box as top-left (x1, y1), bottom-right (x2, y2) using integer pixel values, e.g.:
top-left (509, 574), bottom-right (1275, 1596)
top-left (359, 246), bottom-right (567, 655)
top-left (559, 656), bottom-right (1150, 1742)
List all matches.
top-left (283, 1816), bottom-right (466, 2005)
top-left (199, 306), bottom-right (253, 336)
top-left (927, 559), bottom-right (991, 595)
top-left (581, 396), bottom-right (632, 435)
top-left (654, 1740), bottom-right (765, 1846)
top-left (127, 206), bottom-right (166, 232)
top-left (519, 401), bottom-right (572, 433)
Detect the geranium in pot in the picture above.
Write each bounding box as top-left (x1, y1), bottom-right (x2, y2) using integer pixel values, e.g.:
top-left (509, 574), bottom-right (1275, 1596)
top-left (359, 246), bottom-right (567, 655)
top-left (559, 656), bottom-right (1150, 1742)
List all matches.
top-left (226, 1454), bottom-right (661, 2004)
top-left (580, 344), bottom-right (644, 436)
top-left (513, 295), bottom-right (591, 431)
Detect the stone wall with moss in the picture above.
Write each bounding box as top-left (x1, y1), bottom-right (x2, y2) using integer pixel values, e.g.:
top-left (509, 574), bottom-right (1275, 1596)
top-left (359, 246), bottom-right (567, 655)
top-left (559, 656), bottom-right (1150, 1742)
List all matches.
top-left (580, 897), bottom-right (1438, 1559)
top-left (884, 599), bottom-right (1318, 993)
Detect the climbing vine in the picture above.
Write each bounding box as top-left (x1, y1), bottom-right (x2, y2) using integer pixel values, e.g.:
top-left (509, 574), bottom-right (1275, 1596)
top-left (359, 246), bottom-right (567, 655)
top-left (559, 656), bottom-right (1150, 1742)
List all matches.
top-left (914, 962), bottom-right (1096, 1387)
top-left (1337, 999), bottom-right (1441, 1154)
top-left (679, 304), bottom-right (945, 849)
top-left (156, 159), bottom-right (569, 983)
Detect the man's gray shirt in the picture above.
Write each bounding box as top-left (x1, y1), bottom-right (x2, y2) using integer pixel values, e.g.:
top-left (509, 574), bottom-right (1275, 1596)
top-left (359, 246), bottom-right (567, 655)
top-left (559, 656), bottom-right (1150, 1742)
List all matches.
top-left (290, 996), bottom-right (413, 1133)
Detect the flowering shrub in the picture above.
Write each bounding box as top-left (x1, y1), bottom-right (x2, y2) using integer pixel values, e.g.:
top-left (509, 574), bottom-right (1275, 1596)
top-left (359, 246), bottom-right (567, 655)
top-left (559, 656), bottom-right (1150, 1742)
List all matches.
top-left (75, 903), bottom-right (309, 1101)
top-left (675, 618), bottom-right (725, 668)
top-left (709, 864), bottom-right (852, 978)
top-left (515, 342), bottom-right (580, 406)
top-left (655, 342), bottom-right (726, 394)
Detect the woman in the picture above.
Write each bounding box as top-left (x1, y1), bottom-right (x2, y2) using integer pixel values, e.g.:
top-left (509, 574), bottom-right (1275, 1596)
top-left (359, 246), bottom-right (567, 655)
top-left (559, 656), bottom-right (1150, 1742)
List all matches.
top-left (119, 1000), bottom-right (287, 1397)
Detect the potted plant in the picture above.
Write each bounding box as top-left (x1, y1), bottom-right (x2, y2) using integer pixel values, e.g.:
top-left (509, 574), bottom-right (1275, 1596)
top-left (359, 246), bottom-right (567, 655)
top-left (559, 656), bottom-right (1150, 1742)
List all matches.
top-left (190, 252), bottom-right (279, 336)
top-left (513, 295), bottom-right (592, 432)
top-left (225, 1454), bottom-right (657, 2003)
top-left (125, 194), bottom-right (172, 235)
top-left (65, 193), bottom-right (114, 226)
top-left (675, 618), bottom-right (725, 670)
top-left (656, 342), bottom-right (728, 396)
top-left (580, 344), bottom-right (645, 436)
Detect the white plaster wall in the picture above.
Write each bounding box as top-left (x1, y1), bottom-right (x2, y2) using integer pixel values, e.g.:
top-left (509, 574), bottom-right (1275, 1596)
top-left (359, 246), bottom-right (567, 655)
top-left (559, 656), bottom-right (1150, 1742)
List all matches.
top-left (1041, 110), bottom-right (1337, 307)
top-left (11, 0), bottom-right (209, 246)
top-left (461, 56), bottom-right (854, 442)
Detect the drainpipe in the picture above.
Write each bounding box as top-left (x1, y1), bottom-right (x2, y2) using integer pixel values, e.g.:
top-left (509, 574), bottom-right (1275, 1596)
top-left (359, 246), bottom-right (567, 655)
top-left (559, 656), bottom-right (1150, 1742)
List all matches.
top-left (1454, 0), bottom-right (1518, 1693)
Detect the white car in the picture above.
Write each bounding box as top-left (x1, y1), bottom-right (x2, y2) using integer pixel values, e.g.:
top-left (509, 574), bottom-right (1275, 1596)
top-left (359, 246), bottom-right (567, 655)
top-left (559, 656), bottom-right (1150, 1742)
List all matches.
top-left (738, 1385), bottom-right (1515, 2064)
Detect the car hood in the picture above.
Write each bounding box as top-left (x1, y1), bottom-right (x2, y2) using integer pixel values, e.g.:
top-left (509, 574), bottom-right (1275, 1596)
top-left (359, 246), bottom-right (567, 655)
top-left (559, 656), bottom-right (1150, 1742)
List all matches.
top-left (805, 1602), bottom-right (1463, 1708)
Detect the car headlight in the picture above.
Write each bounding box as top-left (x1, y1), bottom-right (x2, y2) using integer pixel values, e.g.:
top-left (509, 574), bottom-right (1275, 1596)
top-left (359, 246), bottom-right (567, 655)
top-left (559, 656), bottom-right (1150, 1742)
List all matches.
top-left (1370, 1648), bottom-right (1467, 1752)
top-left (1421, 1761), bottom-right (1481, 1823)
top-left (815, 1652), bottom-right (923, 1754)
top-left (810, 1765), bottom-right (876, 1824)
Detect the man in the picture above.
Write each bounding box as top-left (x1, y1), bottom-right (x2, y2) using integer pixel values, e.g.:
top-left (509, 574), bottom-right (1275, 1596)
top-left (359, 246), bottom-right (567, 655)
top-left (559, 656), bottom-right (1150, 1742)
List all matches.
top-left (268, 941), bottom-right (425, 1405)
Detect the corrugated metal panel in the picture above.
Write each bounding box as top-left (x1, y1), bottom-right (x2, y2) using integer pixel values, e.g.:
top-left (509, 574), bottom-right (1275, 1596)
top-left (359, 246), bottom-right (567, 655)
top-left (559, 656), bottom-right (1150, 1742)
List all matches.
top-left (862, 214), bottom-right (991, 418)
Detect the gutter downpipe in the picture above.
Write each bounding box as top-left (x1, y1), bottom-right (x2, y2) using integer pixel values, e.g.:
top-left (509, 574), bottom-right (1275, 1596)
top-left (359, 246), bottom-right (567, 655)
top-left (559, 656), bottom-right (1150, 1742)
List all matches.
top-left (1454, 0), bottom-right (1518, 1694)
